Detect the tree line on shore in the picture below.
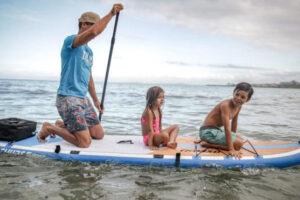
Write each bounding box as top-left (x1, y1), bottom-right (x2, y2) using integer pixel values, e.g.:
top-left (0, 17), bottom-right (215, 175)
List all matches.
top-left (227, 80), bottom-right (300, 88)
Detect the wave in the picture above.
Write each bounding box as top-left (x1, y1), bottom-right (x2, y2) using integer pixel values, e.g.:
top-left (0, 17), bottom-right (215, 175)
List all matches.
top-left (260, 123), bottom-right (289, 127)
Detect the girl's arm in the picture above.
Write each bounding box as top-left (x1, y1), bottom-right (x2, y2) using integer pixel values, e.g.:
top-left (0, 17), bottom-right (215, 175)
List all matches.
top-left (146, 108), bottom-right (156, 150)
top-left (159, 108), bottom-right (162, 131)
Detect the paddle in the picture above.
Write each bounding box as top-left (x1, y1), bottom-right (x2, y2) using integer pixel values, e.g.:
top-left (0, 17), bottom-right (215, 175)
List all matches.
top-left (99, 12), bottom-right (120, 121)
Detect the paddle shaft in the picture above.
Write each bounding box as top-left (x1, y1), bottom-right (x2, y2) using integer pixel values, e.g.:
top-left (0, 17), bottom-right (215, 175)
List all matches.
top-left (99, 12), bottom-right (120, 121)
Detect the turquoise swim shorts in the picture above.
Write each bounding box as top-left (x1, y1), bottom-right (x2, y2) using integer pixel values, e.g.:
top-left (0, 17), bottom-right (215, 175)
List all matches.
top-left (199, 126), bottom-right (236, 146)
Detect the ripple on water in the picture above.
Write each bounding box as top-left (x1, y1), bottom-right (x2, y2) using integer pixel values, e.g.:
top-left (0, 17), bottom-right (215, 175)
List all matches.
top-left (1, 80), bottom-right (300, 199)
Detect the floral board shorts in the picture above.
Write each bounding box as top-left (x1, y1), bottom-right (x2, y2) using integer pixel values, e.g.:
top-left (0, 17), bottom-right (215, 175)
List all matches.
top-left (199, 126), bottom-right (236, 146)
top-left (56, 95), bottom-right (99, 133)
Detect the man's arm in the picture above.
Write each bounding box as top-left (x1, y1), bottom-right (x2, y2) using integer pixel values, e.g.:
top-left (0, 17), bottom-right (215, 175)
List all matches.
top-left (88, 72), bottom-right (102, 113)
top-left (73, 4), bottom-right (123, 48)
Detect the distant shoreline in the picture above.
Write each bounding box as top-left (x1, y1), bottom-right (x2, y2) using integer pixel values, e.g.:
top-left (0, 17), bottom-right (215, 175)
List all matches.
top-left (1, 78), bottom-right (299, 88)
top-left (223, 80), bottom-right (300, 89)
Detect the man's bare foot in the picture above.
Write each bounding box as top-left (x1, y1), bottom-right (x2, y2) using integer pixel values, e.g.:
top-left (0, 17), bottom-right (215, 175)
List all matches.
top-left (167, 142), bottom-right (177, 149)
top-left (37, 122), bottom-right (52, 142)
top-left (55, 120), bottom-right (65, 128)
top-left (51, 120), bottom-right (65, 138)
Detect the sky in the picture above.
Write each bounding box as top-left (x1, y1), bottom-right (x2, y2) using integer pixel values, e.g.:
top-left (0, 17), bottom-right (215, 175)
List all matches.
top-left (0, 0), bottom-right (299, 84)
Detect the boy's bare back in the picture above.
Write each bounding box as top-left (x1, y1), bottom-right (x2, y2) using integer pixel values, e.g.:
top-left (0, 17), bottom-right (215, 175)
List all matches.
top-left (202, 99), bottom-right (241, 129)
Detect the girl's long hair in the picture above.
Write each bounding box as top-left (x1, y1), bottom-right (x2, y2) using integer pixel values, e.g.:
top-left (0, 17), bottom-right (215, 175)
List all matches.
top-left (146, 86), bottom-right (164, 129)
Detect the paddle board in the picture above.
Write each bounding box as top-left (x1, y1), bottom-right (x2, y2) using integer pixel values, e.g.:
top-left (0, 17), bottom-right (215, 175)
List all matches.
top-left (1, 134), bottom-right (300, 168)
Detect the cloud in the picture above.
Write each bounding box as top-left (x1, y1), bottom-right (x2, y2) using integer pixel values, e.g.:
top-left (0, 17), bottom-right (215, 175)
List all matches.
top-left (126, 0), bottom-right (300, 50)
top-left (0, 1), bottom-right (42, 23)
top-left (161, 59), bottom-right (300, 84)
top-left (165, 60), bottom-right (266, 70)
top-left (207, 64), bottom-right (264, 70)
top-left (6, 14), bottom-right (41, 22)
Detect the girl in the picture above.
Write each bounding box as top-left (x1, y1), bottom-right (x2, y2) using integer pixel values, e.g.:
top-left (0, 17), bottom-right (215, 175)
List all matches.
top-left (141, 86), bottom-right (179, 150)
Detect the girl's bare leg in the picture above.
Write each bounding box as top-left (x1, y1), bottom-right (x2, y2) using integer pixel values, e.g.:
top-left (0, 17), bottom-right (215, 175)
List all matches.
top-left (153, 134), bottom-right (165, 147)
top-left (161, 124), bottom-right (179, 149)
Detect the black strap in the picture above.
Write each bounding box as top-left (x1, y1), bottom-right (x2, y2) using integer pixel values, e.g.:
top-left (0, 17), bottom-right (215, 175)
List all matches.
top-left (154, 154), bottom-right (164, 158)
top-left (175, 152), bottom-right (181, 167)
top-left (70, 150), bottom-right (80, 154)
top-left (117, 140), bottom-right (133, 144)
top-left (194, 143), bottom-right (209, 157)
top-left (55, 145), bottom-right (61, 154)
top-left (243, 140), bottom-right (259, 156)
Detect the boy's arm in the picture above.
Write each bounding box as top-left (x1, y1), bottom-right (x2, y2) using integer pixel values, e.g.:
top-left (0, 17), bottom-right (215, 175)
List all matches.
top-left (220, 103), bottom-right (234, 150)
top-left (231, 107), bottom-right (241, 132)
top-left (220, 103), bottom-right (241, 159)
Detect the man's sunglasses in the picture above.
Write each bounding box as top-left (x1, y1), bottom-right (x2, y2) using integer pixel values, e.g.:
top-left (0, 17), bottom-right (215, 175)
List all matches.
top-left (85, 22), bottom-right (94, 26)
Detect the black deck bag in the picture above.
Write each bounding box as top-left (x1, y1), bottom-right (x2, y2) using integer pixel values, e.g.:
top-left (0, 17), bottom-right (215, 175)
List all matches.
top-left (0, 118), bottom-right (37, 141)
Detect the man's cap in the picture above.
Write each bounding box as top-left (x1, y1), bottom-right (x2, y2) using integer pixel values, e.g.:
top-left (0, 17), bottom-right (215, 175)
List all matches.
top-left (78, 12), bottom-right (100, 23)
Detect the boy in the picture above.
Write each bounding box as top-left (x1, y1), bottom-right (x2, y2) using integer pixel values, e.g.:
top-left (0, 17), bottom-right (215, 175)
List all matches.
top-left (195, 82), bottom-right (254, 159)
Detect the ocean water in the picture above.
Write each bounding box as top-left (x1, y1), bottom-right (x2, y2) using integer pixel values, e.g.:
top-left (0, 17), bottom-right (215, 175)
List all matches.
top-left (0, 79), bottom-right (300, 199)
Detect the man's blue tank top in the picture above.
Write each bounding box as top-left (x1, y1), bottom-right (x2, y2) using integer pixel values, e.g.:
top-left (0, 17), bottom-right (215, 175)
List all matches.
top-left (57, 35), bottom-right (93, 98)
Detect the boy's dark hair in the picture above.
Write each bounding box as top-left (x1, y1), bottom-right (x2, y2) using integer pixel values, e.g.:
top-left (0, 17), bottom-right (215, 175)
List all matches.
top-left (234, 82), bottom-right (254, 100)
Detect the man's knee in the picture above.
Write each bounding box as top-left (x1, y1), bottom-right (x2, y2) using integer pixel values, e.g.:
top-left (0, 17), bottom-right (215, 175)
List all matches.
top-left (74, 131), bottom-right (92, 148)
top-left (77, 137), bottom-right (91, 148)
top-left (89, 124), bottom-right (104, 140)
top-left (94, 134), bottom-right (104, 140)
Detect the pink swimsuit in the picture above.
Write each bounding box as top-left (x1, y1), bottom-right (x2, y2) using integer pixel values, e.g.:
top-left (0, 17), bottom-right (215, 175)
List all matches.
top-left (141, 116), bottom-right (160, 146)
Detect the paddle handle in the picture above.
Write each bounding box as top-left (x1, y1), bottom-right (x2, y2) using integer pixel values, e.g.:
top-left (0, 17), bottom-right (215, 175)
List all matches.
top-left (99, 12), bottom-right (120, 121)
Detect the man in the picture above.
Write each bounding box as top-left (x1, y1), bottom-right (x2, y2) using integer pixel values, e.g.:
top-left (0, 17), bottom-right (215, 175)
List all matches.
top-left (38, 4), bottom-right (124, 148)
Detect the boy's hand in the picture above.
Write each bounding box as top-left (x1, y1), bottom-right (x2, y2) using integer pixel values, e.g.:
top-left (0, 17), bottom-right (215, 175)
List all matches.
top-left (111, 3), bottom-right (124, 15)
top-left (229, 149), bottom-right (242, 159)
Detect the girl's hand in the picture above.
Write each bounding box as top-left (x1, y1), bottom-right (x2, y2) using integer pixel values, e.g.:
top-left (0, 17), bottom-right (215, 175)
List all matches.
top-left (149, 145), bottom-right (158, 150)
